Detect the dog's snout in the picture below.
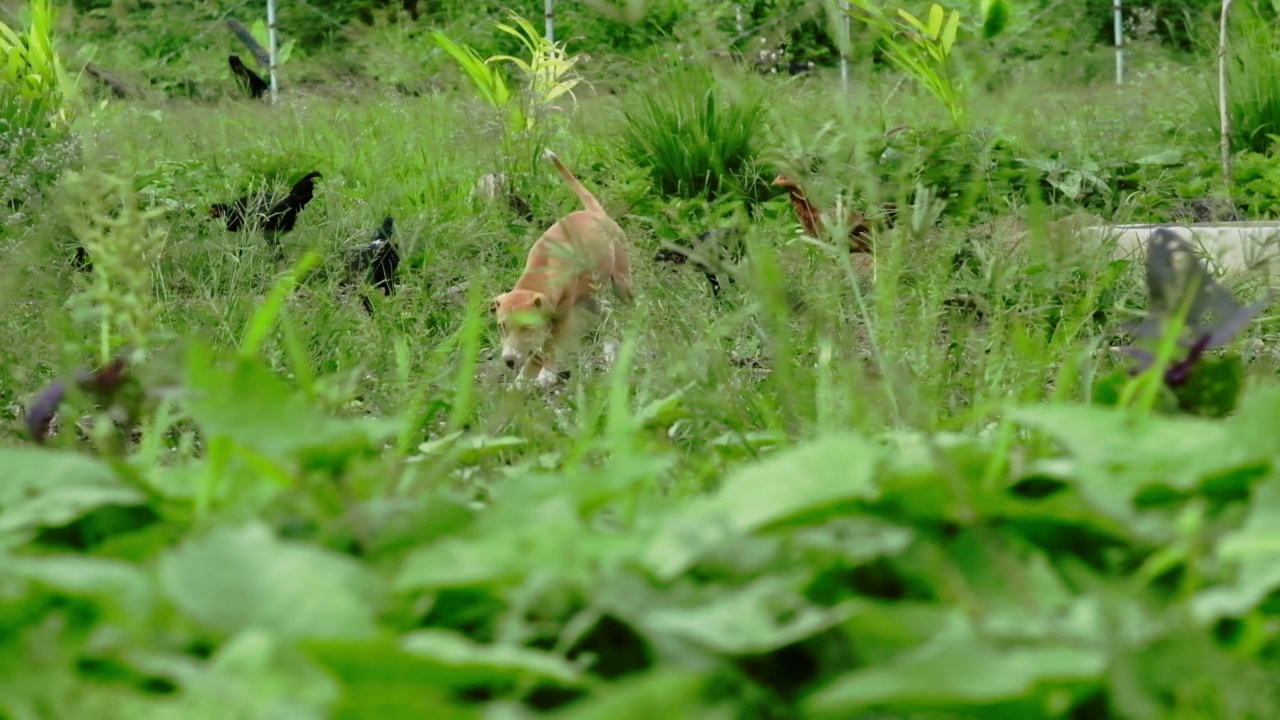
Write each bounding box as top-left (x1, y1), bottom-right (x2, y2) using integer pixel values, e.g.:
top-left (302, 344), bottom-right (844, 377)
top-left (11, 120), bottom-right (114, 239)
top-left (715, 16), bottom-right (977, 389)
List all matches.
top-left (504, 357), bottom-right (517, 369)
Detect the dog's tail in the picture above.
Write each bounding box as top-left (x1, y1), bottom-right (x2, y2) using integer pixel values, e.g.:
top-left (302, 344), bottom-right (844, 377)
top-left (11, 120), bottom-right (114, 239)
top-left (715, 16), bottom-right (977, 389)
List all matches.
top-left (543, 149), bottom-right (604, 216)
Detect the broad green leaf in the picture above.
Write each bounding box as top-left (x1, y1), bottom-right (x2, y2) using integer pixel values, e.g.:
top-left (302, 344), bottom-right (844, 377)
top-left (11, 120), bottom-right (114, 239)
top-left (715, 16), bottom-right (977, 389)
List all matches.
top-left (643, 433), bottom-right (880, 581)
top-left (642, 576), bottom-right (863, 655)
top-left (790, 516), bottom-right (914, 563)
top-left (159, 522), bottom-right (378, 640)
top-left (836, 601), bottom-right (955, 666)
top-left (183, 344), bottom-right (400, 470)
top-left (487, 54), bottom-right (532, 74)
top-left (431, 31), bottom-right (510, 108)
top-left (6, 554), bottom-right (154, 619)
top-left (1010, 404), bottom-right (1256, 529)
top-left (395, 497), bottom-right (605, 591)
top-left (542, 78), bottom-right (582, 104)
top-left (546, 671), bottom-right (710, 720)
top-left (0, 23), bottom-right (21, 47)
top-left (896, 9), bottom-right (929, 35)
top-left (1192, 480), bottom-right (1280, 621)
top-left (306, 640), bottom-right (480, 718)
top-left (400, 629), bottom-right (582, 686)
top-left (806, 614), bottom-right (1106, 714)
top-left (875, 431), bottom-right (987, 522)
top-left (357, 495), bottom-right (477, 559)
top-left (1229, 385), bottom-right (1280, 451)
top-left (0, 447), bottom-right (145, 537)
top-left (940, 9), bottom-right (961, 55)
top-left (942, 530), bottom-right (1082, 641)
top-left (181, 629), bottom-right (340, 719)
top-left (310, 635), bottom-right (563, 702)
top-left (494, 21), bottom-right (538, 60)
top-left (926, 3), bottom-right (945, 38)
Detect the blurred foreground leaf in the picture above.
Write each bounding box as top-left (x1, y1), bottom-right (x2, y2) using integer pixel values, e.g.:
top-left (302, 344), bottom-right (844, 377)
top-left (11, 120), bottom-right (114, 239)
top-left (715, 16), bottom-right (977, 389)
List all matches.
top-left (159, 522), bottom-right (378, 640)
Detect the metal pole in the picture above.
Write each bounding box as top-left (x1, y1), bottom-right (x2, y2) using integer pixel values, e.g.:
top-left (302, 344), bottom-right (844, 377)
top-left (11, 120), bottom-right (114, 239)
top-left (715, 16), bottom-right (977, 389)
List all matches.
top-left (1113, 0), bottom-right (1124, 84)
top-left (545, 0), bottom-right (555, 43)
top-left (840, 1), bottom-right (851, 93)
top-left (266, 0), bottom-right (279, 103)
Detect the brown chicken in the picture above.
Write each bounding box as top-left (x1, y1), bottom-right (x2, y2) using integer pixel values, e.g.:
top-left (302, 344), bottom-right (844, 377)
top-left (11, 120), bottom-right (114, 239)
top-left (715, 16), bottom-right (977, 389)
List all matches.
top-left (772, 174), bottom-right (875, 254)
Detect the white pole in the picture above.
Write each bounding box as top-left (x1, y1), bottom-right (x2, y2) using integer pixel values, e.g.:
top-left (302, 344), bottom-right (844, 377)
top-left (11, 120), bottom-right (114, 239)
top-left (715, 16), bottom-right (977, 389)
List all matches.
top-left (266, 0), bottom-right (279, 103)
top-left (735, 4), bottom-right (744, 35)
top-left (840, 1), bottom-right (851, 92)
top-left (1219, 0), bottom-right (1235, 189)
top-left (545, 0), bottom-right (555, 43)
top-left (1113, 0), bottom-right (1124, 84)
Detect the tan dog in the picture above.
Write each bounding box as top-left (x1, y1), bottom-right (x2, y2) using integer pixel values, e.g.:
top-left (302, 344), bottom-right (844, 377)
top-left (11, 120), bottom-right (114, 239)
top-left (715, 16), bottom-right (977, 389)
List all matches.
top-left (491, 149), bottom-right (633, 386)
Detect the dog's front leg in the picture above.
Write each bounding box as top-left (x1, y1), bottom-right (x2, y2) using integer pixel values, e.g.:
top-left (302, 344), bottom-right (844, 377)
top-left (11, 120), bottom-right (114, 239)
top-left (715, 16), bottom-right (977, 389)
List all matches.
top-left (534, 313), bottom-right (577, 387)
top-left (519, 353), bottom-right (545, 381)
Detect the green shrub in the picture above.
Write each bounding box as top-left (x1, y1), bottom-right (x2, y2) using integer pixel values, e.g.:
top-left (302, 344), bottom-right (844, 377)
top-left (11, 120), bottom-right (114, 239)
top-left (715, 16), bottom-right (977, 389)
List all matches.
top-left (620, 67), bottom-right (766, 203)
top-left (1232, 150), bottom-right (1280, 217)
top-left (877, 126), bottom-right (1030, 218)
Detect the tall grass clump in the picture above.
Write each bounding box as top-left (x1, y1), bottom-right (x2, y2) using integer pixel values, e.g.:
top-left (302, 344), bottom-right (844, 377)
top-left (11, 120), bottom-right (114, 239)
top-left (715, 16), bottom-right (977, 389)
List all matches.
top-left (620, 66), bottom-right (765, 202)
top-left (1209, 1), bottom-right (1280, 154)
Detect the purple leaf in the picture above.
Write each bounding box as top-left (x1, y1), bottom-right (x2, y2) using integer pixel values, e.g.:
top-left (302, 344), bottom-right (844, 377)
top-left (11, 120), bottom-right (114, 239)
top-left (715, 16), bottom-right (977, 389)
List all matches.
top-left (25, 381), bottom-right (67, 444)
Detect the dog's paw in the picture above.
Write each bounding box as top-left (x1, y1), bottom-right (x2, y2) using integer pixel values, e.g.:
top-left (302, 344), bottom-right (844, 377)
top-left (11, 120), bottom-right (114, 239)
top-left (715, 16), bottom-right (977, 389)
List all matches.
top-left (602, 339), bottom-right (620, 369)
top-left (543, 148), bottom-right (558, 162)
top-left (536, 366), bottom-right (567, 388)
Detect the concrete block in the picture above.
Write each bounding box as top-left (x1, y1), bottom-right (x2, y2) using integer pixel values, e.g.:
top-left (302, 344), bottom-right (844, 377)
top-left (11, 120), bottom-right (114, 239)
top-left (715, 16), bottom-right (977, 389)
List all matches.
top-left (1080, 222), bottom-right (1280, 274)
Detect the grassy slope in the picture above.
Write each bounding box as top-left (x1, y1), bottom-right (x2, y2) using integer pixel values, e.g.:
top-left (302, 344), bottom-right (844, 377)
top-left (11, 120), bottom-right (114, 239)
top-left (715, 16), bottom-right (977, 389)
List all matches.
top-left (0, 50), bottom-right (1234, 467)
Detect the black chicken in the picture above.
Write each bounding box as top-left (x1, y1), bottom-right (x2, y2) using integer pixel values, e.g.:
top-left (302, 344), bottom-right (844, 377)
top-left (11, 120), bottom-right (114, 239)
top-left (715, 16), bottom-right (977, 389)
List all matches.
top-left (508, 192), bottom-right (534, 223)
top-left (72, 246), bottom-right (92, 273)
top-left (229, 54), bottom-right (269, 99)
top-left (787, 60), bottom-right (816, 76)
top-left (348, 216), bottom-right (401, 314)
top-left (210, 171), bottom-right (322, 247)
top-left (654, 227), bottom-right (745, 298)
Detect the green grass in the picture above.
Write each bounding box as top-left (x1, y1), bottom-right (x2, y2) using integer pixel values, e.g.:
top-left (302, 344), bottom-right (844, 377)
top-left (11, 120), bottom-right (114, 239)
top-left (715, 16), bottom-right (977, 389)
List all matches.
top-left (5, 31), bottom-right (1280, 718)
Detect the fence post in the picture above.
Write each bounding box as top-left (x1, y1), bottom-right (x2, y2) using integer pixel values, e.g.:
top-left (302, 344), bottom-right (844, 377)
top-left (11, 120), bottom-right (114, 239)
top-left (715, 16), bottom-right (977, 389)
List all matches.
top-left (266, 0), bottom-right (280, 103)
top-left (840, 1), bottom-right (851, 93)
top-left (1219, 0), bottom-right (1235, 190)
top-left (545, 0), bottom-right (555, 43)
top-left (1113, 0), bottom-right (1124, 84)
